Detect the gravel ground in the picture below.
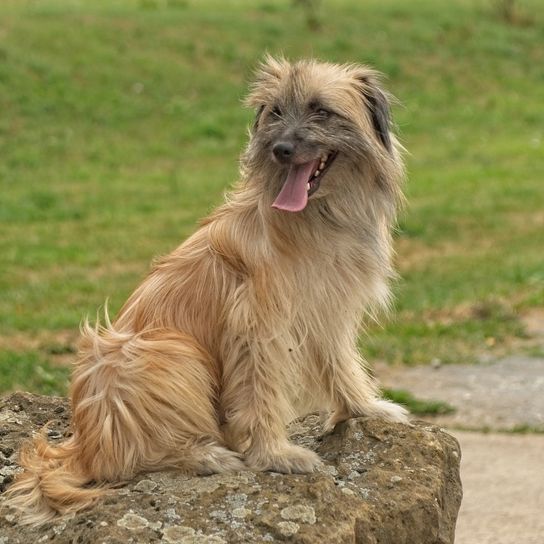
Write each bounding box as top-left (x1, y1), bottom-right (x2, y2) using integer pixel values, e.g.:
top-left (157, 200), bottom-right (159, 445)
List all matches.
top-left (376, 354), bottom-right (544, 544)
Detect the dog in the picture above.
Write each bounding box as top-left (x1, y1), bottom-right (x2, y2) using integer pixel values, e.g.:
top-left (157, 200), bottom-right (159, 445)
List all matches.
top-left (5, 56), bottom-right (408, 524)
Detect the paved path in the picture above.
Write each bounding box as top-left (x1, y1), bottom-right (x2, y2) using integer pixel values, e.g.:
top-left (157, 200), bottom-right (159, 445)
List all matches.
top-left (375, 355), bottom-right (544, 544)
top-left (452, 431), bottom-right (544, 544)
top-left (376, 356), bottom-right (544, 431)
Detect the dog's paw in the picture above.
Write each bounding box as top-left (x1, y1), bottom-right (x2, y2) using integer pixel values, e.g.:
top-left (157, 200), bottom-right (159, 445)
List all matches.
top-left (322, 409), bottom-right (350, 434)
top-left (370, 399), bottom-right (411, 424)
top-left (192, 444), bottom-right (246, 475)
top-left (246, 444), bottom-right (322, 474)
top-left (323, 400), bottom-right (411, 432)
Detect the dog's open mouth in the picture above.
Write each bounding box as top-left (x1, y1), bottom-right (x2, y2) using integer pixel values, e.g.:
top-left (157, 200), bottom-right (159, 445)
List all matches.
top-left (272, 152), bottom-right (338, 212)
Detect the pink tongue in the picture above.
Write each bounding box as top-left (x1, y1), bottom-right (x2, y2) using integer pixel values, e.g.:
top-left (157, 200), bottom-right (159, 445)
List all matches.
top-left (272, 160), bottom-right (319, 212)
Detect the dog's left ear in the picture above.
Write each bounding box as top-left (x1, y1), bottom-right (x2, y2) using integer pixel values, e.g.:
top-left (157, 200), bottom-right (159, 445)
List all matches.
top-left (352, 69), bottom-right (393, 152)
top-left (364, 86), bottom-right (392, 152)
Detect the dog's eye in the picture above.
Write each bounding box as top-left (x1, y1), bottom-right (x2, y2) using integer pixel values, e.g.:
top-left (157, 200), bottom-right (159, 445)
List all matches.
top-left (308, 101), bottom-right (331, 120)
top-left (271, 106), bottom-right (282, 118)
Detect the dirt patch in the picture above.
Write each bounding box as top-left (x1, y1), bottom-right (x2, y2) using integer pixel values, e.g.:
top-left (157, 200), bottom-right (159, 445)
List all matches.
top-left (521, 307), bottom-right (544, 338)
top-left (0, 330), bottom-right (78, 366)
top-left (395, 237), bottom-right (463, 270)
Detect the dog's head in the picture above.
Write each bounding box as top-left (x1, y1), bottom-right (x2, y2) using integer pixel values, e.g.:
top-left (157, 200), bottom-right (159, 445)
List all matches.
top-left (244, 56), bottom-right (399, 213)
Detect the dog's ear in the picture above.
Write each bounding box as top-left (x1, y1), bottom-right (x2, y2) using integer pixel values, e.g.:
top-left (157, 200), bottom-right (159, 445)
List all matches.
top-left (245, 55), bottom-right (290, 111)
top-left (364, 85), bottom-right (392, 152)
top-left (350, 68), bottom-right (393, 152)
top-left (255, 54), bottom-right (290, 85)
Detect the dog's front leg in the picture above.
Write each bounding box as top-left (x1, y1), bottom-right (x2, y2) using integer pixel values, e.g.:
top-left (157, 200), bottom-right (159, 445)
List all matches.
top-left (221, 337), bottom-right (321, 474)
top-left (323, 341), bottom-right (410, 432)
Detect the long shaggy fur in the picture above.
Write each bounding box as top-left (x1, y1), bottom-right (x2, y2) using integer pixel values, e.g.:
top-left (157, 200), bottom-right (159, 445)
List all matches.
top-left (4, 57), bottom-right (408, 524)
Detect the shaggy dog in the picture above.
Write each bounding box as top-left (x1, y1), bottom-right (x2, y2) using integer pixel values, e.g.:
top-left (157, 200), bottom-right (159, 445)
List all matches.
top-left (5, 57), bottom-right (408, 524)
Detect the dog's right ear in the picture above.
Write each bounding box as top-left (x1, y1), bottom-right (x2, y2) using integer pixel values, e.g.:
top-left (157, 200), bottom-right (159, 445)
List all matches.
top-left (245, 55), bottom-right (290, 112)
top-left (255, 54), bottom-right (289, 85)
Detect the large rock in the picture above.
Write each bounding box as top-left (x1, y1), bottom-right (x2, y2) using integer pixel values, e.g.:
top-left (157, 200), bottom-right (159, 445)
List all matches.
top-left (0, 392), bottom-right (462, 543)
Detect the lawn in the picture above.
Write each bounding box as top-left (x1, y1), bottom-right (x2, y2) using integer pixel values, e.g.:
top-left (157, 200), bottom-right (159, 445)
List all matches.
top-left (1, 0), bottom-right (543, 394)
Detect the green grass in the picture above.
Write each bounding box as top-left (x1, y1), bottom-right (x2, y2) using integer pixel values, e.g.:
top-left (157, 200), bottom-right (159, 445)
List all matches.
top-left (452, 424), bottom-right (544, 434)
top-left (1, 0), bottom-right (543, 393)
top-left (0, 352), bottom-right (70, 395)
top-left (383, 388), bottom-right (455, 416)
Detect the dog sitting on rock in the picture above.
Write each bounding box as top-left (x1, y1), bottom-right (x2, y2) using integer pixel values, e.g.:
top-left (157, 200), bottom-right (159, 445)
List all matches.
top-left (6, 56), bottom-right (408, 524)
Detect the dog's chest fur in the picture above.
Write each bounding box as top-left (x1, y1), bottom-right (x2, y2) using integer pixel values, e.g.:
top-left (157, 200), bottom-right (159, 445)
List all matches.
top-left (210, 204), bottom-right (391, 415)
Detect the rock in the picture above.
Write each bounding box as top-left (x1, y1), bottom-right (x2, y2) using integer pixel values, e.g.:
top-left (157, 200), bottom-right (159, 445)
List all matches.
top-left (116, 512), bottom-right (149, 530)
top-left (277, 521), bottom-right (300, 537)
top-left (0, 392), bottom-right (462, 543)
top-left (133, 479), bottom-right (159, 493)
top-left (280, 505), bottom-right (316, 524)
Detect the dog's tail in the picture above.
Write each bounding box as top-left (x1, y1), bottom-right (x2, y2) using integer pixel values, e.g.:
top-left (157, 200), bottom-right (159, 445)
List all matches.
top-left (3, 317), bottom-right (128, 524)
top-left (3, 432), bottom-right (110, 525)
top-left (5, 314), bottom-right (238, 525)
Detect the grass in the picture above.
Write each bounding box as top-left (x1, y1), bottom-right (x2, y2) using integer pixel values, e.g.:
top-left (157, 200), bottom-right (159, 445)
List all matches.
top-left (452, 424), bottom-right (544, 434)
top-left (0, 352), bottom-right (70, 396)
top-left (1, 0), bottom-right (543, 394)
top-left (382, 389), bottom-right (455, 416)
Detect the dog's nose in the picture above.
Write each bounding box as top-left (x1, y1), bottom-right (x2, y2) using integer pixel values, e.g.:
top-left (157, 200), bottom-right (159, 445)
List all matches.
top-left (272, 142), bottom-right (295, 163)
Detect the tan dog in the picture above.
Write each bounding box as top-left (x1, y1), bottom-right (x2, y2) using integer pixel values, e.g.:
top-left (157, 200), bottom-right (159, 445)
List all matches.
top-left (5, 57), bottom-right (408, 524)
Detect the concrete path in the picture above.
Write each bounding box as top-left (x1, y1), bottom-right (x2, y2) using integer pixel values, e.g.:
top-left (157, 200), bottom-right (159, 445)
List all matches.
top-left (375, 356), bottom-right (544, 431)
top-left (452, 431), bottom-right (544, 544)
top-left (375, 355), bottom-right (544, 544)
